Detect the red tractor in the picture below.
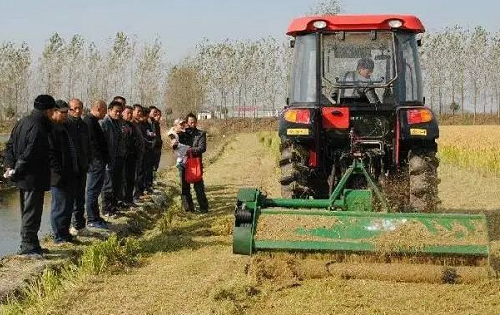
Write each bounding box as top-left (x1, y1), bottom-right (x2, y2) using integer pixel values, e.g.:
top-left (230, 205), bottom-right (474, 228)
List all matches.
top-left (279, 15), bottom-right (439, 212)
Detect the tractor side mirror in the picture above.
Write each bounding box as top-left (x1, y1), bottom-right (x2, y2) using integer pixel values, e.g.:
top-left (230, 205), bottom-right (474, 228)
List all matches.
top-left (286, 97), bottom-right (290, 105)
top-left (289, 40), bottom-right (295, 48)
top-left (417, 39), bottom-right (422, 47)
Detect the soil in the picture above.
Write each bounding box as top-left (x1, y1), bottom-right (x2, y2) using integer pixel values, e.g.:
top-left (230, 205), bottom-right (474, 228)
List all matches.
top-left (9, 133), bottom-right (500, 315)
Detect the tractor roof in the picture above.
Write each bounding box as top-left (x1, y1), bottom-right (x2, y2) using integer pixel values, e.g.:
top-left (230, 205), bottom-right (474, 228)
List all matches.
top-left (287, 15), bottom-right (425, 36)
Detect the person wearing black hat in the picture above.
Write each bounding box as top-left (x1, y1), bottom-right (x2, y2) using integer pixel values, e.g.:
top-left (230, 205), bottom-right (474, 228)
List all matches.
top-left (4, 94), bottom-right (56, 257)
top-left (48, 100), bottom-right (80, 244)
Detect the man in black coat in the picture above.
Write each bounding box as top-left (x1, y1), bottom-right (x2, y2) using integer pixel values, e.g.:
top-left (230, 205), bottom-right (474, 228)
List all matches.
top-left (139, 107), bottom-right (156, 193)
top-left (83, 100), bottom-right (109, 229)
top-left (151, 108), bottom-right (163, 177)
top-left (66, 98), bottom-right (90, 234)
top-left (121, 105), bottom-right (138, 205)
top-left (181, 113), bottom-right (209, 213)
top-left (48, 100), bottom-right (79, 244)
top-left (4, 95), bottom-right (56, 257)
top-left (100, 101), bottom-right (126, 216)
top-left (132, 104), bottom-right (146, 201)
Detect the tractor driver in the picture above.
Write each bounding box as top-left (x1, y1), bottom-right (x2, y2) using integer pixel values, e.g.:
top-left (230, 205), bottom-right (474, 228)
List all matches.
top-left (343, 58), bottom-right (381, 104)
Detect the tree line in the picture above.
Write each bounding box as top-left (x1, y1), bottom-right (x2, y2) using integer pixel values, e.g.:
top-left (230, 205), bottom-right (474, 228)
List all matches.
top-left (1, 1), bottom-right (499, 122)
top-left (0, 32), bottom-right (164, 120)
top-left (421, 26), bottom-right (500, 122)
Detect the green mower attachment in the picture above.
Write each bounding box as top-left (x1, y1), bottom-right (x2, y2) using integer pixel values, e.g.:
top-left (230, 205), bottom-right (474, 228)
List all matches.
top-left (233, 160), bottom-right (492, 260)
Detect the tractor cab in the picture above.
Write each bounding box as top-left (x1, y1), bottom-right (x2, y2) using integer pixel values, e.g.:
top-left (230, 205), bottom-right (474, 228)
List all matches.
top-left (288, 15), bottom-right (424, 108)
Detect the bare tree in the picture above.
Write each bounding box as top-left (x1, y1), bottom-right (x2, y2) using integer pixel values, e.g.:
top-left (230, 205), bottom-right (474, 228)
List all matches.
top-left (135, 37), bottom-right (163, 107)
top-left (86, 42), bottom-right (106, 104)
top-left (308, 0), bottom-right (342, 15)
top-left (467, 27), bottom-right (488, 123)
top-left (0, 42), bottom-right (31, 118)
top-left (106, 32), bottom-right (133, 98)
top-left (164, 63), bottom-right (204, 117)
top-left (39, 33), bottom-right (65, 97)
top-left (65, 35), bottom-right (85, 99)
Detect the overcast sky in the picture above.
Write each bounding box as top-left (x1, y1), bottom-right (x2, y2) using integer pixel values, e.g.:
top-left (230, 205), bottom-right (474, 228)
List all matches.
top-left (1, 0), bottom-right (499, 63)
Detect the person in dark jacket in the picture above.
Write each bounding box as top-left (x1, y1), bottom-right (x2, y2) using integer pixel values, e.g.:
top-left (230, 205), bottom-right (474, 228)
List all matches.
top-left (112, 96), bottom-right (128, 206)
top-left (139, 107), bottom-right (156, 193)
top-left (100, 101), bottom-right (126, 216)
top-left (4, 95), bottom-right (56, 257)
top-left (83, 100), bottom-right (109, 229)
top-left (151, 108), bottom-right (163, 178)
top-left (66, 98), bottom-right (91, 234)
top-left (181, 113), bottom-right (209, 213)
top-left (121, 105), bottom-right (137, 205)
top-left (49, 100), bottom-right (79, 244)
top-left (132, 104), bottom-right (146, 201)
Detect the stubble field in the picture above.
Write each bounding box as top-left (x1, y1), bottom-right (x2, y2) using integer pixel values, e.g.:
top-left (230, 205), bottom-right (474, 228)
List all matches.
top-left (6, 125), bottom-right (500, 315)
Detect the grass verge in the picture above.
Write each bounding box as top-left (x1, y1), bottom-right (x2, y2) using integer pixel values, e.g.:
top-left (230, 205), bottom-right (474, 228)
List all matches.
top-left (0, 135), bottom-right (234, 315)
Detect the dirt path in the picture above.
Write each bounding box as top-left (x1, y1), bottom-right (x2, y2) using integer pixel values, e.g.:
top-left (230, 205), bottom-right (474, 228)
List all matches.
top-left (37, 133), bottom-right (500, 315)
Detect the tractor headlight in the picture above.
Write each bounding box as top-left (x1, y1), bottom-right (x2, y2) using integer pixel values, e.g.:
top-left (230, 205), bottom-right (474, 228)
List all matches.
top-left (313, 20), bottom-right (327, 29)
top-left (388, 19), bottom-right (403, 28)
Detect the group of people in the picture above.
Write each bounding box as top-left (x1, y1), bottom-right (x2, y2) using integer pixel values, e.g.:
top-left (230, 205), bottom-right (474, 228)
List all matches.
top-left (4, 94), bottom-right (164, 257)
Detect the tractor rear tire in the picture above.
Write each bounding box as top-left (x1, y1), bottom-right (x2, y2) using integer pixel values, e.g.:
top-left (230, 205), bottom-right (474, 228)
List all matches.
top-left (280, 142), bottom-right (309, 198)
top-left (409, 149), bottom-right (439, 212)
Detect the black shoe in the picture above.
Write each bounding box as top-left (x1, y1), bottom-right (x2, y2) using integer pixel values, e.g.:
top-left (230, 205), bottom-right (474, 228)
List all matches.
top-left (17, 248), bottom-right (43, 256)
top-left (16, 251), bottom-right (44, 259)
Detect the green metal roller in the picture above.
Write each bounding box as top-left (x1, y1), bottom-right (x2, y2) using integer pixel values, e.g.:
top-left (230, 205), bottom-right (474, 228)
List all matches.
top-left (233, 160), bottom-right (492, 261)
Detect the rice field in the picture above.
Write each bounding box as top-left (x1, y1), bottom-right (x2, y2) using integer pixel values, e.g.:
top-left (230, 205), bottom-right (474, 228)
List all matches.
top-left (260, 125), bottom-right (500, 176)
top-left (438, 125), bottom-right (500, 176)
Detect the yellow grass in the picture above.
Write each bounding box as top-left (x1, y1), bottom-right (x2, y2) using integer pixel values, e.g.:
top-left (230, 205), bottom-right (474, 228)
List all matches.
top-left (438, 125), bottom-right (500, 175)
top-left (4, 133), bottom-right (500, 315)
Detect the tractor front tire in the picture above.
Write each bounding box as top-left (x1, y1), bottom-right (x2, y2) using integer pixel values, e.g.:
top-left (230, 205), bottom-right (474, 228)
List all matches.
top-left (408, 149), bottom-right (439, 212)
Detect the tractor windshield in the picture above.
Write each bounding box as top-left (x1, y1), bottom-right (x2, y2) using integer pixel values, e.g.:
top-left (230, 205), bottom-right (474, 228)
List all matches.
top-left (322, 32), bottom-right (395, 105)
top-left (289, 31), bottom-right (423, 106)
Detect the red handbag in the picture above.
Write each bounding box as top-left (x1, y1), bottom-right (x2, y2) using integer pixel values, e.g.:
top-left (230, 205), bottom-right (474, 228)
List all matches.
top-left (185, 153), bottom-right (203, 183)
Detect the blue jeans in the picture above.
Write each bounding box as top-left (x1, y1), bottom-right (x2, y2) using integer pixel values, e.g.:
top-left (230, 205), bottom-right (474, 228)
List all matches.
top-left (50, 186), bottom-right (74, 242)
top-left (71, 173), bottom-right (87, 229)
top-left (86, 160), bottom-right (105, 223)
top-left (102, 159), bottom-right (124, 214)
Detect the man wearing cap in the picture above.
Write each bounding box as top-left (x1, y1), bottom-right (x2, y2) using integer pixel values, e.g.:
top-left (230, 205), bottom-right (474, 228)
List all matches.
top-left (48, 100), bottom-right (79, 244)
top-left (4, 95), bottom-right (56, 257)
